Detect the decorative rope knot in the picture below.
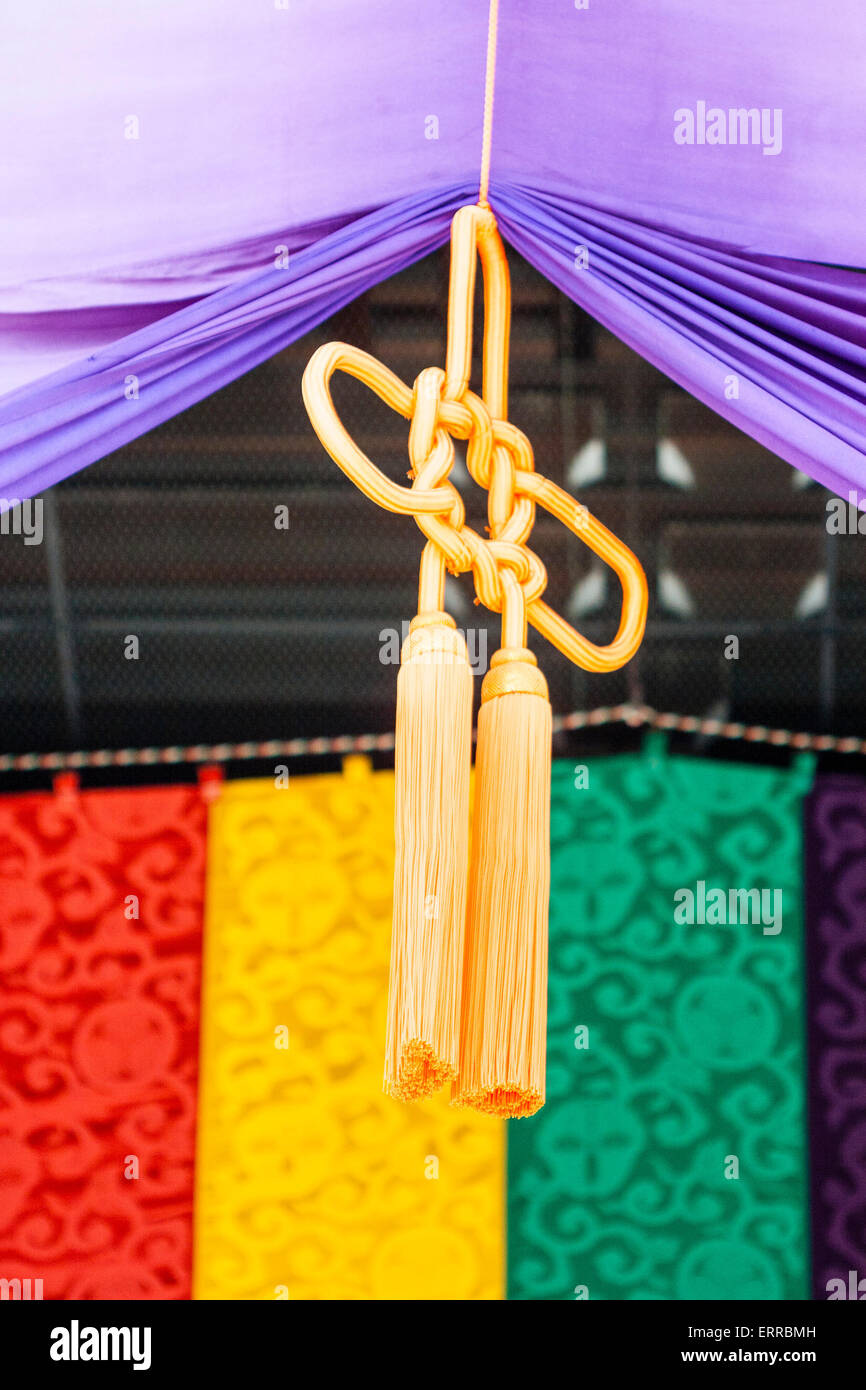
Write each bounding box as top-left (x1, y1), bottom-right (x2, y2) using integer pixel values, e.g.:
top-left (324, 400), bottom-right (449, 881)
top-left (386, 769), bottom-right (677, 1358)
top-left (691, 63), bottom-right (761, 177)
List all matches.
top-left (404, 363), bottom-right (546, 627)
top-left (303, 204), bottom-right (647, 671)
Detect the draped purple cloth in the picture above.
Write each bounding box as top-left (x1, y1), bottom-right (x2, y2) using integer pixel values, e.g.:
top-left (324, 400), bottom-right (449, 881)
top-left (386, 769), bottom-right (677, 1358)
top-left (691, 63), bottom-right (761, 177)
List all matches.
top-left (805, 777), bottom-right (866, 1299)
top-left (2, 1), bottom-right (866, 501)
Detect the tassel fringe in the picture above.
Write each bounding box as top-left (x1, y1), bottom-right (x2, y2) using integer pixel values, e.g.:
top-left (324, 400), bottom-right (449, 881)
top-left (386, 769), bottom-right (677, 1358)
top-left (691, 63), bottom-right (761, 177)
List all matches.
top-left (385, 615), bottom-right (473, 1101)
top-left (454, 650), bottom-right (551, 1118)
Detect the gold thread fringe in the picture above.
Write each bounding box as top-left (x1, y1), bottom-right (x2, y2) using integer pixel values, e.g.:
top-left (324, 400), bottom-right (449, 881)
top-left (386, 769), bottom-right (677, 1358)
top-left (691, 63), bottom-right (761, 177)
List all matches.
top-left (454, 653), bottom-right (551, 1117)
top-left (385, 617), bottom-right (473, 1101)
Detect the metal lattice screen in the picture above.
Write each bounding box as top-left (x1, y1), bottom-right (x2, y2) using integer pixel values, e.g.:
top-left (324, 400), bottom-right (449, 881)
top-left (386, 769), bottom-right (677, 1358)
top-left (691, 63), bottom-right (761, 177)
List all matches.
top-left (1, 246), bottom-right (861, 763)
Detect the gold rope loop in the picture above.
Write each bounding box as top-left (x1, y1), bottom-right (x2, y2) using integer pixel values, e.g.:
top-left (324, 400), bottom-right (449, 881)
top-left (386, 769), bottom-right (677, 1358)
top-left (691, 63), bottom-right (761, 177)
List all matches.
top-left (302, 343), bottom-right (451, 517)
top-left (409, 367), bottom-right (446, 475)
top-left (487, 443), bottom-right (515, 539)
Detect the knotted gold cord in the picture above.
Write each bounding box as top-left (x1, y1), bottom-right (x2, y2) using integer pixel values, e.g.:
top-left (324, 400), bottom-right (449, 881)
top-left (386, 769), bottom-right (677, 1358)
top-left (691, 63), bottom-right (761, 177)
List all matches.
top-left (302, 203), bottom-right (648, 674)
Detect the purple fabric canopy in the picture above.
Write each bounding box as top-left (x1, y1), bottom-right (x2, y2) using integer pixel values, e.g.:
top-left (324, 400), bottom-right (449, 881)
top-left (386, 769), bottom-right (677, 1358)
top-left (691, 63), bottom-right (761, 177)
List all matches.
top-left (2, 0), bottom-right (865, 502)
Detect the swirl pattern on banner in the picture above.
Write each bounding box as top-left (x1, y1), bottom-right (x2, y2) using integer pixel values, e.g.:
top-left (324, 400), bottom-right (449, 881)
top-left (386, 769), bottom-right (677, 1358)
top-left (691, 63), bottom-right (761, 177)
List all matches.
top-left (507, 741), bottom-right (813, 1301)
top-left (192, 759), bottom-right (504, 1301)
top-left (0, 783), bottom-right (206, 1300)
top-left (805, 775), bottom-right (866, 1300)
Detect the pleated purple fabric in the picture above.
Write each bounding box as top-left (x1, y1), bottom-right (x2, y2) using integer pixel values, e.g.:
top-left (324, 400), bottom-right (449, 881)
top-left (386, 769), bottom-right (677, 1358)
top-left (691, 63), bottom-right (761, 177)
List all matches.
top-left (2, 1), bottom-right (866, 500)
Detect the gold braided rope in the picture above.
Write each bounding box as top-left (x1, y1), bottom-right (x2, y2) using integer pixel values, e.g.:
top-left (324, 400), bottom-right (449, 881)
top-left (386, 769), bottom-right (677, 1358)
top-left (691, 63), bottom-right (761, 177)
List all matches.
top-left (302, 203), bottom-right (648, 672)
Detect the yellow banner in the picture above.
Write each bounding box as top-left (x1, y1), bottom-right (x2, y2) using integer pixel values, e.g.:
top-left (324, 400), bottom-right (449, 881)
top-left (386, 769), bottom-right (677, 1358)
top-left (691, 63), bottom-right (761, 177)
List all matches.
top-left (193, 758), bottom-right (504, 1300)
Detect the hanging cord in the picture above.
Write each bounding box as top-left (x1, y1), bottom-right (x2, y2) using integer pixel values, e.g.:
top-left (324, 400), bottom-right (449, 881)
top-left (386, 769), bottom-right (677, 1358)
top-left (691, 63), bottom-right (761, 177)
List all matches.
top-left (2, 707), bottom-right (864, 775)
top-left (478, 0), bottom-right (500, 207)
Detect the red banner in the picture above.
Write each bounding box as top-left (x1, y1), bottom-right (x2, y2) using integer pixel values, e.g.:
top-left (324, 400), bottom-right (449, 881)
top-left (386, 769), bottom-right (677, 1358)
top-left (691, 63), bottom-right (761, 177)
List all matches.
top-left (0, 782), bottom-right (206, 1299)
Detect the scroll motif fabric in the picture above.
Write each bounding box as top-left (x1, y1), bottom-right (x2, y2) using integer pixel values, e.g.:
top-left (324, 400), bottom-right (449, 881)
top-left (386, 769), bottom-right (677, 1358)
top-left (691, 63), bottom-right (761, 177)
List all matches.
top-left (2, 748), bottom-right (841, 1301)
top-left (508, 742), bottom-right (813, 1301)
top-left (192, 760), bottom-right (504, 1301)
top-left (0, 783), bottom-right (206, 1299)
top-left (804, 776), bottom-right (866, 1299)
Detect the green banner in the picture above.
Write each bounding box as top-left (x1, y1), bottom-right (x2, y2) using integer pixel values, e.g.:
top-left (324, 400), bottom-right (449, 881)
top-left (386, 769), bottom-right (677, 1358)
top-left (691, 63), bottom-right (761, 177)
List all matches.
top-left (507, 739), bottom-right (813, 1301)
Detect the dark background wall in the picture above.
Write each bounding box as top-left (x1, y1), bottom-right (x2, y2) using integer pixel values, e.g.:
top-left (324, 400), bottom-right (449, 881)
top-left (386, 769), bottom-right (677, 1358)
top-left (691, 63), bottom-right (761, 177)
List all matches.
top-left (1, 247), bottom-right (861, 781)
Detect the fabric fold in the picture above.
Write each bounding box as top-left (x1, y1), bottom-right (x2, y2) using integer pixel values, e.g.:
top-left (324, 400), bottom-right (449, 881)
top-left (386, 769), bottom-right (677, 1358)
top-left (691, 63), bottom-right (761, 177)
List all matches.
top-left (4, 180), bottom-right (866, 507)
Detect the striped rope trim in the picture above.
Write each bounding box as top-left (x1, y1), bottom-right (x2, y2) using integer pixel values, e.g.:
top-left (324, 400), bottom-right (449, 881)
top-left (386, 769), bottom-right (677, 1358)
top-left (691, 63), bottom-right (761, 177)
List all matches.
top-left (0, 706), bottom-right (863, 774)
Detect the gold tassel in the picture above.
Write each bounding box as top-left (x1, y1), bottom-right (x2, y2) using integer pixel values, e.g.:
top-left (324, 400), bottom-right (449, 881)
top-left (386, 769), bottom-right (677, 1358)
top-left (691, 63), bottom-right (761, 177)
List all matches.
top-left (302, 201), bottom-right (648, 1120)
top-left (384, 609), bottom-right (473, 1101)
top-left (454, 643), bottom-right (551, 1119)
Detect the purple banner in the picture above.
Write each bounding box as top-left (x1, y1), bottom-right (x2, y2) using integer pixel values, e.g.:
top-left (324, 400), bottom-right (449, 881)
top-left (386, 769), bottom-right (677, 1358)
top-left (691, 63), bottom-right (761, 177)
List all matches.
top-left (805, 776), bottom-right (866, 1300)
